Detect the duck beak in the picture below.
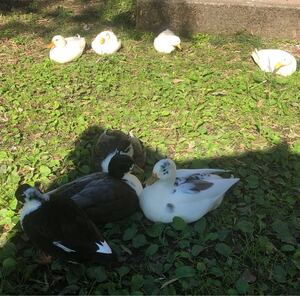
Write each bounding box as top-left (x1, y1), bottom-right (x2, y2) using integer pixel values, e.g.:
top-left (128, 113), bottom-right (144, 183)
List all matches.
top-left (274, 62), bottom-right (284, 72)
top-left (131, 164), bottom-right (144, 175)
top-left (100, 37), bottom-right (105, 45)
top-left (176, 44), bottom-right (182, 50)
top-left (145, 173), bottom-right (159, 185)
top-left (47, 42), bottom-right (55, 49)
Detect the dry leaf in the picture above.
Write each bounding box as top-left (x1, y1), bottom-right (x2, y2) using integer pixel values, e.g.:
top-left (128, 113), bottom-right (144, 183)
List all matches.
top-left (242, 269), bottom-right (257, 283)
top-left (173, 78), bottom-right (184, 84)
top-left (161, 278), bottom-right (179, 289)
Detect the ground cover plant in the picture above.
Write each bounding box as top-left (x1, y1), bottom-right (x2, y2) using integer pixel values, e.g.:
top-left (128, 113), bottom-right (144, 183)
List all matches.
top-left (1, 0), bottom-right (300, 294)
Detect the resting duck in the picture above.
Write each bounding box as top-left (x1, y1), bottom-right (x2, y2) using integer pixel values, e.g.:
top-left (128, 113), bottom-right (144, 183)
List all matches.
top-left (91, 31), bottom-right (121, 55)
top-left (15, 184), bottom-right (115, 264)
top-left (48, 35), bottom-right (86, 64)
top-left (46, 153), bottom-right (143, 224)
top-left (154, 29), bottom-right (181, 54)
top-left (251, 49), bottom-right (297, 76)
top-left (139, 159), bottom-right (239, 223)
top-left (92, 129), bottom-right (146, 171)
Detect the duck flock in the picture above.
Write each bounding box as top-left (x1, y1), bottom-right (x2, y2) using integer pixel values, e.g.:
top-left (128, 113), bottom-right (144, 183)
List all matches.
top-left (48, 29), bottom-right (297, 76)
top-left (16, 29), bottom-right (298, 265)
top-left (16, 129), bottom-right (239, 264)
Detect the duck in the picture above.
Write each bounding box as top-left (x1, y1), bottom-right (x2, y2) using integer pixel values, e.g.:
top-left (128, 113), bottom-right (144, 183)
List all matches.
top-left (48, 35), bottom-right (85, 64)
top-left (154, 29), bottom-right (181, 54)
top-left (15, 184), bottom-right (116, 264)
top-left (139, 158), bottom-right (239, 223)
top-left (251, 49), bottom-right (297, 76)
top-left (45, 153), bottom-right (143, 225)
top-left (91, 31), bottom-right (121, 55)
top-left (92, 129), bottom-right (146, 172)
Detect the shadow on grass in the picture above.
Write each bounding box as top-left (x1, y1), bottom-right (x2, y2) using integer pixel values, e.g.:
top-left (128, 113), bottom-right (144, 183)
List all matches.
top-left (0, 0), bottom-right (266, 51)
top-left (45, 125), bottom-right (164, 191)
top-left (0, 0), bottom-right (138, 41)
top-left (1, 125), bottom-right (299, 294)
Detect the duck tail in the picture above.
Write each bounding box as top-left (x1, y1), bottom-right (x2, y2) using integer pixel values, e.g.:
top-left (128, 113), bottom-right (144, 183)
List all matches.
top-left (211, 177), bottom-right (240, 197)
top-left (201, 169), bottom-right (230, 174)
top-left (226, 178), bottom-right (240, 187)
top-left (225, 177), bottom-right (240, 192)
top-left (251, 49), bottom-right (260, 65)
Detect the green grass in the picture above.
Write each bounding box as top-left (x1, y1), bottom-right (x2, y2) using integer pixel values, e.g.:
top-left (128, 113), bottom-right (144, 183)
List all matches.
top-left (1, 0), bottom-right (300, 294)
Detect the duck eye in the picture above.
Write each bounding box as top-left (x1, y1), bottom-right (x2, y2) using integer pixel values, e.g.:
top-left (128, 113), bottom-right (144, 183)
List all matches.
top-left (162, 168), bottom-right (169, 175)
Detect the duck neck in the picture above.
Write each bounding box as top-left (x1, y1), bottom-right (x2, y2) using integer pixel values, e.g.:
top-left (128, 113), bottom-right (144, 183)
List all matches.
top-left (159, 172), bottom-right (177, 187)
top-left (122, 173), bottom-right (143, 196)
top-left (20, 199), bottom-right (42, 228)
top-left (101, 150), bottom-right (117, 172)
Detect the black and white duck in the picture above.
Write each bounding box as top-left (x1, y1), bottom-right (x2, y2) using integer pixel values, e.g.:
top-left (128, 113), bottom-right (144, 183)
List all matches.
top-left (45, 153), bottom-right (143, 225)
top-left (92, 129), bottom-right (146, 172)
top-left (15, 184), bottom-right (116, 264)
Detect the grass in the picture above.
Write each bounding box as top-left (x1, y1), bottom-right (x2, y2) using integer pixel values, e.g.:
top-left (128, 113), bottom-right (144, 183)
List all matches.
top-left (1, 0), bottom-right (300, 294)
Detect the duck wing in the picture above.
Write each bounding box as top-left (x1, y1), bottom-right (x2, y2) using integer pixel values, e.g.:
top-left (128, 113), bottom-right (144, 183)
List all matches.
top-left (176, 178), bottom-right (239, 197)
top-left (176, 168), bottom-right (229, 179)
top-left (70, 176), bottom-right (127, 207)
top-left (176, 179), bottom-right (213, 194)
top-left (66, 35), bottom-right (86, 49)
top-left (70, 176), bottom-right (139, 224)
top-left (47, 173), bottom-right (106, 198)
top-left (24, 196), bottom-right (115, 263)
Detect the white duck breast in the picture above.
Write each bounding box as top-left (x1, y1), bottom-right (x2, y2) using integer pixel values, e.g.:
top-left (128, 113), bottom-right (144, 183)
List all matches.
top-left (154, 29), bottom-right (181, 54)
top-left (139, 159), bottom-right (239, 223)
top-left (92, 31), bottom-right (121, 55)
top-left (49, 35), bottom-right (86, 64)
top-left (251, 49), bottom-right (297, 76)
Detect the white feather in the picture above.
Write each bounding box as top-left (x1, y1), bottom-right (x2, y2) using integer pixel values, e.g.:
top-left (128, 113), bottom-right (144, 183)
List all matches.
top-left (122, 173), bottom-right (143, 196)
top-left (154, 29), bottom-right (181, 54)
top-left (53, 241), bottom-right (76, 253)
top-left (49, 35), bottom-right (86, 64)
top-left (96, 241), bottom-right (112, 254)
top-left (20, 199), bottom-right (42, 228)
top-left (251, 49), bottom-right (297, 76)
top-left (92, 31), bottom-right (121, 55)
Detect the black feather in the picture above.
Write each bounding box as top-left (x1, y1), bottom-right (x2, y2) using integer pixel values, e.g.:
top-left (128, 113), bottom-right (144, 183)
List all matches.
top-left (21, 194), bottom-right (116, 264)
top-left (45, 171), bottom-right (139, 225)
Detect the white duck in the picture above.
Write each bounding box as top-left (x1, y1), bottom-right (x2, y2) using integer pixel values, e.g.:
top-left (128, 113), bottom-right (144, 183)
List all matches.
top-left (139, 159), bottom-right (239, 223)
top-left (154, 29), bottom-right (181, 54)
top-left (48, 35), bottom-right (86, 64)
top-left (251, 49), bottom-right (297, 76)
top-left (91, 31), bottom-right (121, 55)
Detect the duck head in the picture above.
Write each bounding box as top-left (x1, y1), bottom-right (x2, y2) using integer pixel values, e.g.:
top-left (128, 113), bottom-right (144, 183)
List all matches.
top-left (96, 31), bottom-right (118, 46)
top-left (48, 35), bottom-right (66, 49)
top-left (151, 158), bottom-right (177, 183)
top-left (15, 184), bottom-right (45, 204)
top-left (101, 139), bottom-right (134, 172)
top-left (108, 153), bottom-right (143, 179)
top-left (169, 35), bottom-right (181, 50)
top-left (274, 56), bottom-right (293, 72)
